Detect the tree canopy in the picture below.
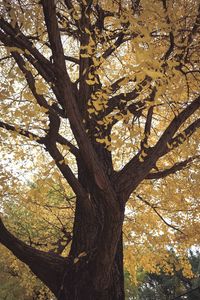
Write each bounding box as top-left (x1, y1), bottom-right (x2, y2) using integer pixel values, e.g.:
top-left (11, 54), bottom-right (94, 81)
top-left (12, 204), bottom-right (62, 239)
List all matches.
top-left (0, 0), bottom-right (199, 299)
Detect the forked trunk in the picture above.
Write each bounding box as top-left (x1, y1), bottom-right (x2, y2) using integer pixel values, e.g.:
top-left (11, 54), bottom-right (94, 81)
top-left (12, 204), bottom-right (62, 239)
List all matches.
top-left (56, 175), bottom-right (125, 300)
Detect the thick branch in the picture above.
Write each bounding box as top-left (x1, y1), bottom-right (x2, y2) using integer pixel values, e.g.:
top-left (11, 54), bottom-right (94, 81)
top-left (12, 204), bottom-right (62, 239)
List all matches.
top-left (165, 117), bottom-right (200, 153)
top-left (42, 1), bottom-right (68, 78)
top-left (114, 95), bottom-right (200, 200)
top-left (0, 218), bottom-right (65, 295)
top-left (42, 1), bottom-right (119, 212)
top-left (44, 142), bottom-right (88, 200)
top-left (0, 18), bottom-right (54, 75)
top-left (0, 120), bottom-right (43, 143)
top-left (154, 97), bottom-right (200, 155)
top-left (146, 156), bottom-right (199, 179)
top-left (56, 134), bottom-right (79, 157)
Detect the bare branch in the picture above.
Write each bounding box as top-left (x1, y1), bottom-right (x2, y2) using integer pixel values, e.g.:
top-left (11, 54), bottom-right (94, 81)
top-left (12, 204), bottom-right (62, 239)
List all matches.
top-left (136, 195), bottom-right (184, 234)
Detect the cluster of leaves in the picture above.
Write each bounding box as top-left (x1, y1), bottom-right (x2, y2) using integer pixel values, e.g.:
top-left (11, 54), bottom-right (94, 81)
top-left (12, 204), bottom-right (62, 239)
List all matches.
top-left (0, 164), bottom-right (74, 298)
top-left (0, 0), bottom-right (199, 297)
top-left (0, 166), bottom-right (199, 297)
top-left (125, 250), bottom-right (200, 300)
top-left (124, 165), bottom-right (200, 282)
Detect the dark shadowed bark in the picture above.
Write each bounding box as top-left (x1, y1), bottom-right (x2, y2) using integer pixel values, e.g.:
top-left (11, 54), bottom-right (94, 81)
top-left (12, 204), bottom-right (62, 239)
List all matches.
top-left (0, 0), bottom-right (199, 299)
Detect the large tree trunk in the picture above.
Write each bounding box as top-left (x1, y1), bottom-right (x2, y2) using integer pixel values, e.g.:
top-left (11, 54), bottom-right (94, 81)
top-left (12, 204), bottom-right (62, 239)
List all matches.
top-left (0, 150), bottom-right (125, 300)
top-left (56, 158), bottom-right (125, 300)
top-left (0, 210), bottom-right (125, 300)
top-left (57, 235), bottom-right (125, 300)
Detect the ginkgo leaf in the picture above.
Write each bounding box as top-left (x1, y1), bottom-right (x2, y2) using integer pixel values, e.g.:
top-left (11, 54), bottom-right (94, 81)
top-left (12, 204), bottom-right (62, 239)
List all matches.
top-left (63, 158), bottom-right (68, 165)
top-left (144, 69), bottom-right (164, 79)
top-left (167, 142), bottom-right (173, 149)
top-left (58, 160), bottom-right (64, 165)
top-left (73, 14), bottom-right (80, 20)
top-left (93, 57), bottom-right (100, 66)
top-left (74, 257), bottom-right (79, 264)
top-left (86, 79), bottom-right (96, 85)
top-left (85, 28), bottom-right (91, 35)
top-left (87, 108), bottom-right (95, 114)
top-left (93, 101), bottom-right (103, 111)
top-left (80, 53), bottom-right (90, 58)
top-left (78, 252), bottom-right (87, 258)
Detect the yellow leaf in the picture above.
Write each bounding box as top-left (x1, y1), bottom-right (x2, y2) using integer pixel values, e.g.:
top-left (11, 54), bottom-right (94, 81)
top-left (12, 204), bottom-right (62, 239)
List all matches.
top-left (24, 49), bottom-right (31, 55)
top-left (80, 53), bottom-right (90, 58)
top-left (73, 14), bottom-right (80, 20)
top-left (58, 160), bottom-right (64, 165)
top-left (141, 150), bottom-right (147, 157)
top-left (78, 252), bottom-right (87, 258)
top-left (85, 28), bottom-right (91, 35)
top-left (87, 108), bottom-right (95, 114)
top-left (96, 138), bottom-right (105, 144)
top-left (74, 257), bottom-right (79, 264)
top-left (63, 158), bottom-right (68, 165)
top-left (93, 57), bottom-right (100, 66)
top-left (144, 69), bottom-right (163, 79)
top-left (28, 134), bottom-right (34, 140)
top-left (86, 79), bottom-right (96, 85)
top-left (167, 142), bottom-right (173, 149)
top-left (93, 101), bottom-right (103, 111)
top-left (139, 154), bottom-right (144, 162)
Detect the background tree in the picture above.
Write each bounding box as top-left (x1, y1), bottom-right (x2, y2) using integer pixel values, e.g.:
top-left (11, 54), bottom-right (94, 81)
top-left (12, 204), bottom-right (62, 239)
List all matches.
top-left (0, 0), bottom-right (200, 299)
top-left (125, 250), bottom-right (200, 300)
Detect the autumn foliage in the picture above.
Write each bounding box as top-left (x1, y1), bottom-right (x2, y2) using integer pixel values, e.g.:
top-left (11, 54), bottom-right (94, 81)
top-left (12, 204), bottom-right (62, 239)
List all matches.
top-left (0, 0), bottom-right (200, 299)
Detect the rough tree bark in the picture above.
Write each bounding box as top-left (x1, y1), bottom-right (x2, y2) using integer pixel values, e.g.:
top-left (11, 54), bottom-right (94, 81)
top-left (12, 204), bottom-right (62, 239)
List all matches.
top-left (59, 160), bottom-right (125, 300)
top-left (0, 195), bottom-right (125, 300)
top-left (0, 1), bottom-right (200, 300)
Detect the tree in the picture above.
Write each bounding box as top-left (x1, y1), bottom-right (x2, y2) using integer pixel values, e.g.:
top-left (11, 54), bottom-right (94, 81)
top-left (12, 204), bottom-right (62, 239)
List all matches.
top-left (0, 0), bottom-right (200, 299)
top-left (124, 250), bottom-right (200, 300)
